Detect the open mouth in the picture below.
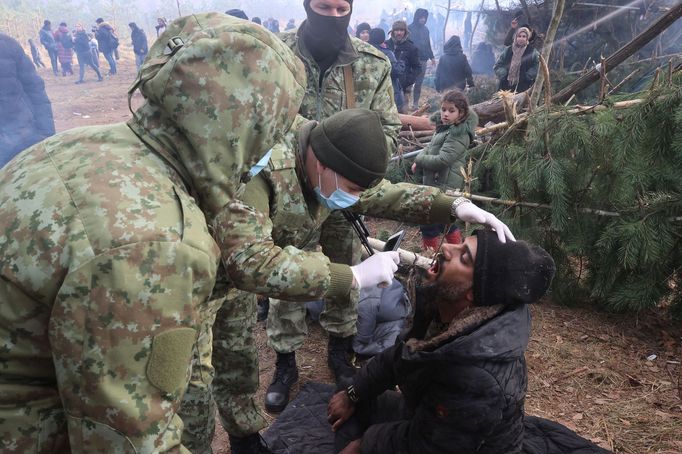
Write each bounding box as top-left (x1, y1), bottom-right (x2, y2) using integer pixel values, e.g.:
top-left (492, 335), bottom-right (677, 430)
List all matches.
top-left (426, 254), bottom-right (444, 280)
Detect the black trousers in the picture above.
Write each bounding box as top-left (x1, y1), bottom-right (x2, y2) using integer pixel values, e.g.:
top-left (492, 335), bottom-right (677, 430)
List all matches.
top-left (334, 390), bottom-right (410, 453)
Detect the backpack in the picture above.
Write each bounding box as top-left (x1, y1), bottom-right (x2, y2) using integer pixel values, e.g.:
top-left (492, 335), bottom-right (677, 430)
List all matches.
top-left (61, 31), bottom-right (74, 49)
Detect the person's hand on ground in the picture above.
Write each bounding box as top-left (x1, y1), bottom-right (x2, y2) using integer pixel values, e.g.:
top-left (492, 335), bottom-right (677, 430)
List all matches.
top-left (328, 390), bottom-right (356, 432)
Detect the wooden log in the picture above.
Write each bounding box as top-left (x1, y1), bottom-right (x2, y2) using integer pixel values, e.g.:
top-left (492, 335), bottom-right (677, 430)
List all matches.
top-left (399, 114), bottom-right (435, 131)
top-left (552, 3), bottom-right (682, 104)
top-left (399, 130), bottom-right (436, 138)
top-left (471, 91), bottom-right (529, 125)
top-left (366, 238), bottom-right (432, 269)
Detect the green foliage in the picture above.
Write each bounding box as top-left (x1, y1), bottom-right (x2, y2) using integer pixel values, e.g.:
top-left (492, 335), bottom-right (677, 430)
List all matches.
top-left (479, 77), bottom-right (682, 315)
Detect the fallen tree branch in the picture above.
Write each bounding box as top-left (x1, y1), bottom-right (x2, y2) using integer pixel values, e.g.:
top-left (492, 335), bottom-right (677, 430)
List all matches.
top-left (552, 3), bottom-right (682, 103)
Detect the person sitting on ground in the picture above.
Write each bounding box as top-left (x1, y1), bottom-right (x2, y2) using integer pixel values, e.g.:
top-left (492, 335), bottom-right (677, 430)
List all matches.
top-left (355, 22), bottom-right (371, 42)
top-left (329, 231), bottom-right (610, 454)
top-left (434, 35), bottom-right (474, 92)
top-left (412, 90), bottom-right (477, 250)
top-left (494, 26), bottom-right (539, 93)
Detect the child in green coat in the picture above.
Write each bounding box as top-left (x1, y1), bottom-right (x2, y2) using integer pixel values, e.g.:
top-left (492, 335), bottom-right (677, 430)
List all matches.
top-left (412, 90), bottom-right (478, 250)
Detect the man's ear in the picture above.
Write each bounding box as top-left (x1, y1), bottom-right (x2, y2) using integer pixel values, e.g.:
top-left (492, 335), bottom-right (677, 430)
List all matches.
top-left (465, 288), bottom-right (475, 304)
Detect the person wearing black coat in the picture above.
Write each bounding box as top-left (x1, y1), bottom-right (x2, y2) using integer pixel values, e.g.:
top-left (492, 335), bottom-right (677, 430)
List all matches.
top-left (408, 8), bottom-right (435, 111)
top-left (435, 35), bottom-right (474, 92)
top-left (73, 24), bottom-right (102, 83)
top-left (494, 27), bottom-right (540, 93)
top-left (0, 33), bottom-right (55, 168)
top-left (329, 230), bottom-right (612, 454)
top-left (39, 20), bottom-right (59, 75)
top-left (386, 20), bottom-right (421, 113)
top-left (129, 22), bottom-right (148, 70)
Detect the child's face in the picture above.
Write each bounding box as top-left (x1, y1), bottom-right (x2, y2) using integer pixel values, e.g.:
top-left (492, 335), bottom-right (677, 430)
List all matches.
top-left (441, 102), bottom-right (462, 125)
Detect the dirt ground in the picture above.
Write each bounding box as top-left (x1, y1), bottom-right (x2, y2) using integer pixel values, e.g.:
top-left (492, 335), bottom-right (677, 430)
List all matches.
top-left (39, 47), bottom-right (682, 454)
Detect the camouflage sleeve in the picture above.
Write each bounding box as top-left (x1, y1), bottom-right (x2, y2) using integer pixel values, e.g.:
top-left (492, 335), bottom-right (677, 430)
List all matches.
top-left (50, 241), bottom-right (217, 452)
top-left (370, 59), bottom-right (402, 155)
top-left (354, 179), bottom-right (455, 224)
top-left (214, 175), bottom-right (354, 302)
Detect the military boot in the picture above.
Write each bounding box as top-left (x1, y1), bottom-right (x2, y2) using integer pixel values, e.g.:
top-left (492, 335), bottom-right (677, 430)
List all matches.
top-left (264, 352), bottom-right (298, 413)
top-left (327, 335), bottom-right (357, 386)
top-left (229, 432), bottom-right (273, 454)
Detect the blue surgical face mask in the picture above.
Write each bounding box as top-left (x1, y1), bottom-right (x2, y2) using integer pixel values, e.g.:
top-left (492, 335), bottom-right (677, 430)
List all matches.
top-left (314, 171), bottom-right (359, 210)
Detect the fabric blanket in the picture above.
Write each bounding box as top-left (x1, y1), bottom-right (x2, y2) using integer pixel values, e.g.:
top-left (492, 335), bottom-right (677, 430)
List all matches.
top-left (263, 382), bottom-right (612, 454)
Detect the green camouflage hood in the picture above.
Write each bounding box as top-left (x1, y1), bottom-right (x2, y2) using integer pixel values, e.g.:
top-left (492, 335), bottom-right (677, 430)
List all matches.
top-left (127, 13), bottom-right (306, 216)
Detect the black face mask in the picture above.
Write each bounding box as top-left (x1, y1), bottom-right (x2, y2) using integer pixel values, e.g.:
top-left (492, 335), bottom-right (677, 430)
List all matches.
top-left (302, 0), bottom-right (352, 64)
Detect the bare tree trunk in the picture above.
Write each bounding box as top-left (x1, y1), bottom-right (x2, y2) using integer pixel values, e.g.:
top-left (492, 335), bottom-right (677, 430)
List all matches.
top-left (176, 0), bottom-right (182, 17)
top-left (530, 0), bottom-right (566, 107)
top-left (552, 2), bottom-right (682, 104)
top-left (443, 0), bottom-right (452, 49)
top-left (519, 0), bottom-right (533, 26)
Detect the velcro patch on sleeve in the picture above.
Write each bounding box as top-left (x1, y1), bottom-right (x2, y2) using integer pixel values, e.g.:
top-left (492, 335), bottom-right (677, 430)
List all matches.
top-left (146, 327), bottom-right (197, 394)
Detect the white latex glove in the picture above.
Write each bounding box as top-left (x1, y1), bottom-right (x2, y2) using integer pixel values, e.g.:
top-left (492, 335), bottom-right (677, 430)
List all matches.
top-left (350, 251), bottom-right (400, 290)
top-left (455, 202), bottom-right (516, 243)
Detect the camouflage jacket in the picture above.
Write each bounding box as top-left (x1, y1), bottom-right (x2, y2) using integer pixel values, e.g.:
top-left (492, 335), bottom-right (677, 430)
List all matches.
top-left (280, 28), bottom-right (401, 154)
top-left (221, 121), bottom-right (456, 299)
top-left (0, 14), bottom-right (308, 453)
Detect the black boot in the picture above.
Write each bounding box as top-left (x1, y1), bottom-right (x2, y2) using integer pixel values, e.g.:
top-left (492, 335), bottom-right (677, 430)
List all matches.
top-left (328, 335), bottom-right (357, 386)
top-left (264, 352), bottom-right (298, 413)
top-left (229, 432), bottom-right (273, 454)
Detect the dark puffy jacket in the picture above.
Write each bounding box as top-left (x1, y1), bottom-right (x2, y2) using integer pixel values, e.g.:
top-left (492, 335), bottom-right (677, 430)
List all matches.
top-left (0, 33), bottom-right (55, 168)
top-left (96, 22), bottom-right (118, 53)
top-left (73, 30), bottom-right (90, 54)
top-left (353, 302), bottom-right (531, 454)
top-left (494, 44), bottom-right (540, 92)
top-left (434, 35), bottom-right (474, 91)
top-left (131, 27), bottom-right (148, 55)
top-left (408, 8), bottom-right (434, 61)
top-left (387, 36), bottom-right (421, 89)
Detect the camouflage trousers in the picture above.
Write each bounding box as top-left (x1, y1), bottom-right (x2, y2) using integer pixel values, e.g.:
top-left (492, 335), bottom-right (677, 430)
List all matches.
top-left (267, 211), bottom-right (362, 353)
top-left (179, 288), bottom-right (267, 452)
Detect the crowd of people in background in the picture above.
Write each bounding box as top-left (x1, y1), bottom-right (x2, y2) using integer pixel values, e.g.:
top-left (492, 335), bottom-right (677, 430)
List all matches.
top-left (33, 16), bottom-right (148, 83)
top-left (21, 6), bottom-right (539, 112)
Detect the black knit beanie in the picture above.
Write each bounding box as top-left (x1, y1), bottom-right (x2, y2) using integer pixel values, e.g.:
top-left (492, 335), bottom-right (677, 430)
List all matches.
top-left (473, 230), bottom-right (555, 307)
top-left (226, 9), bottom-right (249, 20)
top-left (355, 22), bottom-right (371, 38)
top-left (309, 109), bottom-right (388, 189)
top-left (369, 28), bottom-right (386, 46)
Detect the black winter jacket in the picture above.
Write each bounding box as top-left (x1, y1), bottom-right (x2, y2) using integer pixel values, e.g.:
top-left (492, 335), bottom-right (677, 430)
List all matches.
top-left (387, 37), bottom-right (421, 90)
top-left (0, 33), bottom-right (55, 168)
top-left (408, 9), bottom-right (434, 61)
top-left (494, 44), bottom-right (539, 92)
top-left (73, 31), bottom-right (90, 55)
top-left (352, 301), bottom-right (530, 454)
top-left (435, 36), bottom-right (474, 92)
top-left (131, 27), bottom-right (148, 56)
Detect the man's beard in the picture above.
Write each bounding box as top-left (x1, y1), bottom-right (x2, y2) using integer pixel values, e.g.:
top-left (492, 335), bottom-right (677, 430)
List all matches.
top-left (415, 268), bottom-right (470, 305)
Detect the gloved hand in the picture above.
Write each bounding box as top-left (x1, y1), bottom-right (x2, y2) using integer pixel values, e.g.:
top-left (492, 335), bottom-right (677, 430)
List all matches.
top-left (455, 201), bottom-right (516, 243)
top-left (350, 251), bottom-right (400, 290)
